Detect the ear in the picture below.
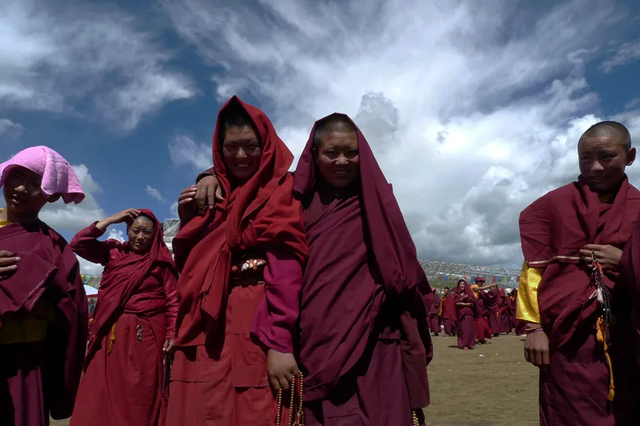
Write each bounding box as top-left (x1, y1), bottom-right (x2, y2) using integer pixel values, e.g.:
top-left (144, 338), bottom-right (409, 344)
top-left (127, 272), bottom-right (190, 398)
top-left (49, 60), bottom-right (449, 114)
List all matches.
top-left (627, 147), bottom-right (636, 166)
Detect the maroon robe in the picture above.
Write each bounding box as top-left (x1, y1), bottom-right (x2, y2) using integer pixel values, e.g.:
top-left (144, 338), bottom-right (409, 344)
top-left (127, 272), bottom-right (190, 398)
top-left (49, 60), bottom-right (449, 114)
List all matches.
top-left (498, 288), bottom-right (512, 334)
top-left (294, 114), bottom-right (431, 426)
top-left (167, 97), bottom-right (309, 426)
top-left (474, 292), bottom-right (492, 343)
top-left (69, 211), bottom-right (179, 426)
top-left (520, 176), bottom-right (640, 426)
top-left (453, 282), bottom-right (476, 349)
top-left (439, 293), bottom-right (456, 335)
top-left (485, 288), bottom-right (501, 336)
top-left (0, 221), bottom-right (87, 426)
top-left (424, 291), bottom-right (441, 334)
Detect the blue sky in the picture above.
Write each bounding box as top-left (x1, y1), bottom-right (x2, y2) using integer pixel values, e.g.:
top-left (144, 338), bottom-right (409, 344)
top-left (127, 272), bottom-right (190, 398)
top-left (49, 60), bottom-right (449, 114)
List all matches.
top-left (1, 0), bottom-right (640, 273)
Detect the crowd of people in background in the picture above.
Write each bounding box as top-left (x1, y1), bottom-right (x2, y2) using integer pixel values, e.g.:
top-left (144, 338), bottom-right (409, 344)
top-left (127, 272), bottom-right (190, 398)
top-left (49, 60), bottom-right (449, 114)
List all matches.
top-left (423, 279), bottom-right (521, 350)
top-left (1, 95), bottom-right (639, 426)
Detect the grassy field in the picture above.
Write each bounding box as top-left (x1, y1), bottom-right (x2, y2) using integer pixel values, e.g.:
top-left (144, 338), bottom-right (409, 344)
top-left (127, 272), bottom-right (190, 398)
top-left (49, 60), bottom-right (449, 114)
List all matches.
top-left (51, 334), bottom-right (538, 426)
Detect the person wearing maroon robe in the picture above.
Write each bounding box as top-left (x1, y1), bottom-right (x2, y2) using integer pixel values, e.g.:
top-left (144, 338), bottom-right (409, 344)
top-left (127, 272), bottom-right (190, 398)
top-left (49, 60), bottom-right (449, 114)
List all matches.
top-left (517, 121), bottom-right (640, 425)
top-left (509, 289), bottom-right (518, 331)
top-left (498, 288), bottom-right (512, 334)
top-left (166, 96), bottom-right (309, 426)
top-left (453, 279), bottom-right (476, 350)
top-left (294, 113), bottom-right (431, 425)
top-left (69, 209), bottom-right (178, 426)
top-left (0, 150), bottom-right (88, 426)
top-left (424, 288), bottom-right (441, 336)
top-left (439, 287), bottom-right (456, 336)
top-left (471, 285), bottom-right (492, 344)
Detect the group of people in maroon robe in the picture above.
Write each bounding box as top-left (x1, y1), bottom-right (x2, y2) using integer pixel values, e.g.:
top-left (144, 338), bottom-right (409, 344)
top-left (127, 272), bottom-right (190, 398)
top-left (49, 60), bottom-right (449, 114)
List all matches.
top-left (3, 101), bottom-right (640, 426)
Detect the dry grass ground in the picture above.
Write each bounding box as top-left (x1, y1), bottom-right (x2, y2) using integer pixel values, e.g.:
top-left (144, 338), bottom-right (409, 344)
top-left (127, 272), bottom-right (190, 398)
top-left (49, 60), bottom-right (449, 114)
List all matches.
top-left (51, 334), bottom-right (538, 426)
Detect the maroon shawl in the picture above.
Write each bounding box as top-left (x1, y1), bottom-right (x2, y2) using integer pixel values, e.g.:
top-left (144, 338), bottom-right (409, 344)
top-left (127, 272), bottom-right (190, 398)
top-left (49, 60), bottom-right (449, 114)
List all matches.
top-left (424, 291), bottom-right (441, 316)
top-left (294, 113), bottom-right (432, 408)
top-left (520, 176), bottom-right (640, 349)
top-left (81, 209), bottom-right (176, 362)
top-left (0, 221), bottom-right (87, 419)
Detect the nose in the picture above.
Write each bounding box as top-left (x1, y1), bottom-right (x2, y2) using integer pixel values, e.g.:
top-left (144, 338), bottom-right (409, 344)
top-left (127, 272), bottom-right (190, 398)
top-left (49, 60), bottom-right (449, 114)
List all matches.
top-left (236, 147), bottom-right (247, 159)
top-left (336, 154), bottom-right (348, 165)
top-left (591, 160), bottom-right (604, 172)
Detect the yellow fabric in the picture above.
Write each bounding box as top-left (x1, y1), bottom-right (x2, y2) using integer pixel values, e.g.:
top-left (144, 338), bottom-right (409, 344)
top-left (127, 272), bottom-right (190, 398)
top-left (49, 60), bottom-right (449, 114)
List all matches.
top-left (596, 317), bottom-right (615, 402)
top-left (516, 260), bottom-right (543, 324)
top-left (0, 215), bottom-right (54, 345)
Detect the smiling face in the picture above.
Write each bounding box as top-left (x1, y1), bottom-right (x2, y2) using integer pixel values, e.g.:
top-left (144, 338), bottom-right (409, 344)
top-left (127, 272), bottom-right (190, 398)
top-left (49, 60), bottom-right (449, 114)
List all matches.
top-left (315, 130), bottom-right (360, 189)
top-left (222, 126), bottom-right (263, 181)
top-left (128, 215), bottom-right (155, 255)
top-left (578, 125), bottom-right (635, 194)
top-left (2, 166), bottom-right (48, 218)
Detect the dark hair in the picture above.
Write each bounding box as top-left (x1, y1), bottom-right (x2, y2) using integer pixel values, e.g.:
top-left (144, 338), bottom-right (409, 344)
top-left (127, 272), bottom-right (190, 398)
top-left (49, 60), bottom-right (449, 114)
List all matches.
top-left (313, 114), bottom-right (357, 151)
top-left (444, 286), bottom-right (450, 290)
top-left (220, 106), bottom-right (257, 141)
top-left (579, 121), bottom-right (632, 152)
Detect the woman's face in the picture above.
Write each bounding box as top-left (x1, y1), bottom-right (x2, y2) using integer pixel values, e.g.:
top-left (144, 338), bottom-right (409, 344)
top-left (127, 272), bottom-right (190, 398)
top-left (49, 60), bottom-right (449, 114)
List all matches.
top-left (315, 131), bottom-right (360, 189)
top-left (222, 126), bottom-right (262, 181)
top-left (458, 281), bottom-right (466, 291)
top-left (128, 216), bottom-right (155, 254)
top-left (2, 167), bottom-right (48, 216)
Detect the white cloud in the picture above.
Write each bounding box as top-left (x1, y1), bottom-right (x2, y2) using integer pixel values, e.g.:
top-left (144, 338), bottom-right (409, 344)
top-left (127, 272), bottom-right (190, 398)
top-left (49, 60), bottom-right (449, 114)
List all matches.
top-left (107, 228), bottom-right (126, 242)
top-left (170, 201), bottom-right (179, 218)
top-left (0, 119), bottom-right (23, 139)
top-left (39, 164), bottom-right (105, 233)
top-left (168, 135), bottom-right (212, 170)
top-left (161, 0), bottom-right (636, 267)
top-left (77, 255), bottom-right (103, 275)
top-left (0, 0), bottom-right (196, 132)
top-left (601, 37), bottom-right (640, 72)
top-left (145, 185), bottom-right (165, 202)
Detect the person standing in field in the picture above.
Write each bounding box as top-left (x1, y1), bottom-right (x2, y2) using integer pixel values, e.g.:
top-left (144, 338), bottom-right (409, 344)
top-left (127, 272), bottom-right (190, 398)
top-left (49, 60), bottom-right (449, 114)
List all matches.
top-left (69, 208), bottom-right (179, 426)
top-left (439, 287), bottom-right (457, 336)
top-left (471, 284), bottom-right (492, 344)
top-left (453, 279), bottom-right (476, 350)
top-left (194, 112), bottom-right (433, 425)
top-left (0, 146), bottom-right (88, 426)
top-left (517, 121), bottom-right (640, 425)
top-left (424, 288), bottom-right (442, 336)
top-left (166, 96), bottom-right (308, 426)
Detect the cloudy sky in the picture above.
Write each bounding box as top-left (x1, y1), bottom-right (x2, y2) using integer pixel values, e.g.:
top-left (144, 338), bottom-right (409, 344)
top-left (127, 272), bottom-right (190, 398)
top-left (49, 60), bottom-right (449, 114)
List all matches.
top-left (1, 0), bottom-right (640, 274)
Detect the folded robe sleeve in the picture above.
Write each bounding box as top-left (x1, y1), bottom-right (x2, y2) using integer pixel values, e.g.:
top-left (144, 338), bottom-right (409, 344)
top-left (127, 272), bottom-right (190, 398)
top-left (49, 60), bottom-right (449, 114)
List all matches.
top-left (162, 267), bottom-right (179, 340)
top-left (516, 260), bottom-right (543, 324)
top-left (70, 223), bottom-right (123, 266)
top-left (251, 248), bottom-right (303, 354)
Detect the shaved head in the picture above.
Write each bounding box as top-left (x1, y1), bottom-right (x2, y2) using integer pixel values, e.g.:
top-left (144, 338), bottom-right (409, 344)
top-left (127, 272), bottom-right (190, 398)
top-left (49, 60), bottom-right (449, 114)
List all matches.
top-left (579, 121), bottom-right (631, 152)
top-left (313, 114), bottom-right (357, 150)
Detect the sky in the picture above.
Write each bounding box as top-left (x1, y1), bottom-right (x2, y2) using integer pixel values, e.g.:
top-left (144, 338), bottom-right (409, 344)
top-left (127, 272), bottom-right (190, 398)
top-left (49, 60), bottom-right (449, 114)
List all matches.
top-left (1, 0), bottom-right (640, 275)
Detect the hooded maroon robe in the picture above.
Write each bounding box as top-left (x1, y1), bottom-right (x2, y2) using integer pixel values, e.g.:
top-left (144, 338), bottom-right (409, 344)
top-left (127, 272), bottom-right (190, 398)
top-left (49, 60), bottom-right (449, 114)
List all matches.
top-left (294, 113), bottom-right (432, 426)
top-left (69, 210), bottom-right (178, 426)
top-left (424, 290), bottom-right (441, 334)
top-left (0, 221), bottom-right (87, 426)
top-left (453, 281), bottom-right (476, 349)
top-left (498, 288), bottom-right (512, 334)
top-left (167, 97), bottom-right (308, 426)
top-left (520, 176), bottom-right (640, 426)
top-left (485, 288), bottom-right (501, 336)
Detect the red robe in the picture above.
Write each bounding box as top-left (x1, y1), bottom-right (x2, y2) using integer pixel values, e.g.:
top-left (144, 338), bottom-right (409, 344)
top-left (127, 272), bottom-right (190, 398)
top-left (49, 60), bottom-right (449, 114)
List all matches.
top-left (453, 282), bottom-right (476, 349)
top-left (69, 211), bottom-right (178, 426)
top-left (0, 221), bottom-right (87, 426)
top-left (166, 96), bottom-right (308, 426)
top-left (485, 288), bottom-right (501, 335)
top-left (424, 291), bottom-right (441, 333)
top-left (520, 176), bottom-right (640, 426)
top-left (498, 288), bottom-right (512, 334)
top-left (439, 293), bottom-right (456, 335)
top-left (474, 293), bottom-right (492, 342)
top-left (294, 114), bottom-right (431, 426)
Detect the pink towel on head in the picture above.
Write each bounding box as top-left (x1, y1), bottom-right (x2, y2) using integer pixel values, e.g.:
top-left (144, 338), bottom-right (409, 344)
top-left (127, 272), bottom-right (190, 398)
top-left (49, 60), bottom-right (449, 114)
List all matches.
top-left (0, 145), bottom-right (85, 204)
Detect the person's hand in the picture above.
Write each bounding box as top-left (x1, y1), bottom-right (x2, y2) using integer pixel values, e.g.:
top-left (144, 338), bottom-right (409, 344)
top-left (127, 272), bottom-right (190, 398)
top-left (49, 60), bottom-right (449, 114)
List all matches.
top-left (580, 244), bottom-right (622, 272)
top-left (96, 209), bottom-right (140, 231)
top-left (267, 350), bottom-right (301, 392)
top-left (195, 175), bottom-right (223, 215)
top-left (163, 339), bottom-right (175, 354)
top-left (524, 328), bottom-right (550, 371)
top-left (0, 250), bottom-right (20, 280)
top-left (177, 186), bottom-right (198, 224)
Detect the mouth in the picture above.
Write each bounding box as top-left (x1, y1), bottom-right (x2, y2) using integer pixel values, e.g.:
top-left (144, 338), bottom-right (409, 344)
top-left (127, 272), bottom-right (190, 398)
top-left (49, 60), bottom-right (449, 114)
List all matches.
top-left (333, 170), bottom-right (350, 177)
top-left (235, 163), bottom-right (250, 169)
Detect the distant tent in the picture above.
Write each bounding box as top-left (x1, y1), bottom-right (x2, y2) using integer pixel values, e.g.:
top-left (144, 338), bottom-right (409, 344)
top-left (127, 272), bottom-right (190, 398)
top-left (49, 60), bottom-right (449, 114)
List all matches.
top-left (84, 285), bottom-right (98, 297)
